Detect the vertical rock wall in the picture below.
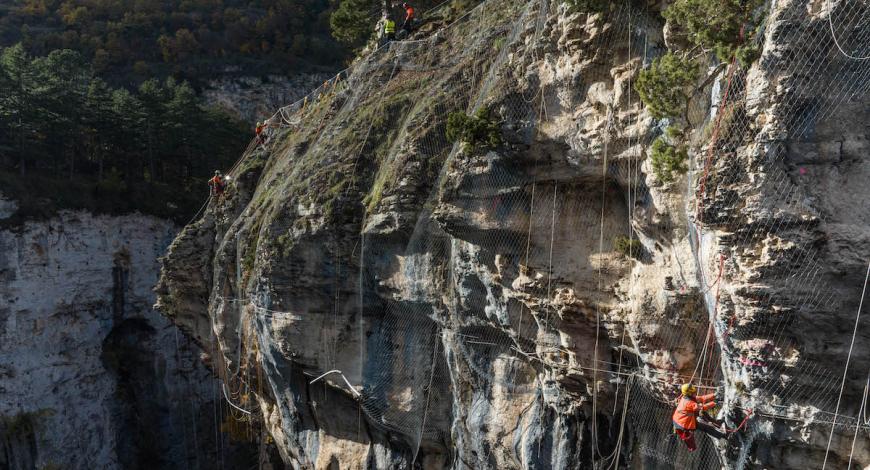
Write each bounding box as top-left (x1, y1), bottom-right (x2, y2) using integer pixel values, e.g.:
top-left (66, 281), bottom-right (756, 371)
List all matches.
top-left (0, 211), bottom-right (252, 469)
top-left (155, 0), bottom-right (870, 469)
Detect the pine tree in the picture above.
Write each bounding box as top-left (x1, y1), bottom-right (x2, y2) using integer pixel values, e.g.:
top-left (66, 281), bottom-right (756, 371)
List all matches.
top-left (0, 44), bottom-right (37, 175)
top-left (330, 0), bottom-right (380, 48)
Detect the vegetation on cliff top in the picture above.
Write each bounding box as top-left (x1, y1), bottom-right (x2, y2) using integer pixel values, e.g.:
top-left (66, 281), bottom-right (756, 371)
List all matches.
top-left (330, 0), bottom-right (381, 48)
top-left (330, 0), bottom-right (473, 49)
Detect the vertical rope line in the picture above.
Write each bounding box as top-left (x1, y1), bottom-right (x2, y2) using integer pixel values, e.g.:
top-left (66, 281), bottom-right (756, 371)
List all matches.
top-left (212, 364), bottom-right (220, 470)
top-left (614, 4), bottom-right (634, 417)
top-left (357, 217), bottom-right (367, 443)
top-left (412, 329), bottom-right (441, 465)
top-left (612, 327), bottom-right (627, 416)
top-left (822, 261), bottom-right (870, 469)
top-left (515, 95), bottom-right (546, 361)
top-left (846, 373), bottom-right (870, 470)
top-left (592, 33), bottom-right (620, 457)
top-left (604, 375), bottom-right (634, 470)
top-left (545, 183), bottom-right (558, 326)
top-left (332, 238), bottom-right (341, 370)
top-left (190, 341), bottom-right (201, 470)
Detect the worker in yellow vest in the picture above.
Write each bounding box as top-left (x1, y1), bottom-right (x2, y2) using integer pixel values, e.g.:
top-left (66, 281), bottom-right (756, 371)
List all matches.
top-left (384, 16), bottom-right (397, 42)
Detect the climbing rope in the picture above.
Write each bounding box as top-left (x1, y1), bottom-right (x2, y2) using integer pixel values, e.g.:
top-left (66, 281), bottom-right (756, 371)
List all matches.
top-left (309, 370), bottom-right (361, 398)
top-left (822, 260), bottom-right (870, 470)
top-left (846, 372), bottom-right (870, 469)
top-left (828, 0), bottom-right (870, 60)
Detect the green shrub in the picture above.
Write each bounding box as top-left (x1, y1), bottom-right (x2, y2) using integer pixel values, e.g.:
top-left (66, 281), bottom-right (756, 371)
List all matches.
top-left (734, 44), bottom-right (761, 68)
top-left (665, 125), bottom-right (684, 140)
top-left (564, 0), bottom-right (610, 14)
top-left (614, 236), bottom-right (642, 259)
top-left (663, 0), bottom-right (765, 62)
top-left (650, 137), bottom-right (688, 183)
top-left (635, 52), bottom-right (700, 120)
top-left (446, 108), bottom-right (502, 150)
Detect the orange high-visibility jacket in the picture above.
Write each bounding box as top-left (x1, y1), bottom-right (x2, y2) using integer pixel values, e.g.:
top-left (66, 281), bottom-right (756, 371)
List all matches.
top-left (672, 393), bottom-right (716, 430)
top-left (209, 175), bottom-right (224, 189)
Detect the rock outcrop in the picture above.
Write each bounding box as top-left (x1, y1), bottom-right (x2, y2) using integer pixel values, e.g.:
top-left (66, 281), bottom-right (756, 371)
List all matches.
top-left (204, 73), bottom-right (336, 123)
top-left (156, 0), bottom-right (870, 468)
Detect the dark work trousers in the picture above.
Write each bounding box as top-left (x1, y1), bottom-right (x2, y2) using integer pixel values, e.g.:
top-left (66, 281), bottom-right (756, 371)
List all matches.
top-left (696, 420), bottom-right (727, 439)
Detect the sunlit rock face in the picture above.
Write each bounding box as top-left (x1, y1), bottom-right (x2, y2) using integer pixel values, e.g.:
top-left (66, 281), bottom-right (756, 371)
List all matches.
top-left (156, 0), bottom-right (870, 468)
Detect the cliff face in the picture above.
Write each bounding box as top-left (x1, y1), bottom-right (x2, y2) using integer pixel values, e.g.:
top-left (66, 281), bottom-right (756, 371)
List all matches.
top-left (156, 0), bottom-right (870, 468)
top-left (203, 72), bottom-right (335, 123)
top-left (0, 211), bottom-right (257, 469)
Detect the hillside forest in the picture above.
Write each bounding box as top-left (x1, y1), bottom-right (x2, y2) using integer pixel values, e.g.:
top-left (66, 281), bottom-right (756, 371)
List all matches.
top-left (0, 0), bottom-right (351, 223)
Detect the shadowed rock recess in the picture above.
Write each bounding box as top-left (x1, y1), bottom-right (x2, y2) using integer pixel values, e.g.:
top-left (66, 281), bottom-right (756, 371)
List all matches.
top-left (156, 0), bottom-right (870, 468)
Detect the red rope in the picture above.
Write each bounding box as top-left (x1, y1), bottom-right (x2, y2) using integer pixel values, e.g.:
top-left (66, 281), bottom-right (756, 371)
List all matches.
top-left (727, 408), bottom-right (754, 433)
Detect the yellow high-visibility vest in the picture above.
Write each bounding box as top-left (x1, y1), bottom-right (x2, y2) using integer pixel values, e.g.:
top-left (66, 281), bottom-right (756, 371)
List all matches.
top-left (384, 20), bottom-right (396, 34)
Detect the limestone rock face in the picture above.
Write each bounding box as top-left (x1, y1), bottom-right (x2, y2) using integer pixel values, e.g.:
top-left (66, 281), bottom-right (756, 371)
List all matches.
top-left (156, 0), bottom-right (870, 469)
top-left (203, 73), bottom-right (336, 123)
top-left (0, 211), bottom-right (253, 469)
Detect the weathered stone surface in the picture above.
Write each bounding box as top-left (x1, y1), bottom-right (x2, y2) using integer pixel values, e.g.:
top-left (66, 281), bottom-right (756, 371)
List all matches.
top-left (0, 212), bottom-right (246, 469)
top-left (156, 1), bottom-right (870, 469)
top-left (203, 73), bottom-right (335, 123)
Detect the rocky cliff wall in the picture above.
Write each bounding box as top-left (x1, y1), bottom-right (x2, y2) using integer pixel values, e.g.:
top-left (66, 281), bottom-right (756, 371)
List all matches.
top-left (0, 210), bottom-right (258, 469)
top-left (204, 73), bottom-right (335, 123)
top-left (156, 0), bottom-right (870, 469)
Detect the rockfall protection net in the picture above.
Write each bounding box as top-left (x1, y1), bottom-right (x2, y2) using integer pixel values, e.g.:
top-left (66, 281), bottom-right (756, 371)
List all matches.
top-left (196, 0), bottom-right (870, 467)
top-left (685, 0), bottom-right (870, 420)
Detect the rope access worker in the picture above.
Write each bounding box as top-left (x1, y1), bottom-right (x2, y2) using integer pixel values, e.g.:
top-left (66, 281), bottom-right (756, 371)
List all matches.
top-left (209, 171), bottom-right (225, 197)
top-left (255, 121), bottom-right (267, 144)
top-left (384, 15), bottom-right (397, 42)
top-left (672, 384), bottom-right (728, 452)
top-left (401, 3), bottom-right (416, 33)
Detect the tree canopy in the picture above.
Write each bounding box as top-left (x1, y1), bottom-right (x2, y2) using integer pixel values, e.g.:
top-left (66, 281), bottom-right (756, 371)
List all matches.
top-left (0, 44), bottom-right (248, 223)
top-left (0, 0), bottom-right (347, 86)
top-left (330, 0), bottom-right (380, 48)
top-left (634, 52), bottom-right (700, 121)
top-left (663, 0), bottom-right (765, 62)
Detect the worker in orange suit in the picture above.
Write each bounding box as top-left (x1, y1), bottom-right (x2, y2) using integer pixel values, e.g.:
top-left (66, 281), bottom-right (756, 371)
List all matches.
top-left (255, 121), bottom-right (267, 144)
top-left (209, 170), bottom-right (225, 197)
top-left (401, 3), bottom-right (416, 33)
top-left (672, 384), bottom-right (727, 451)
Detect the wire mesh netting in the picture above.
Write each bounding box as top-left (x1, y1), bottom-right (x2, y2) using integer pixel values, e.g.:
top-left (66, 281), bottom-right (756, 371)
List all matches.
top-left (190, 0), bottom-right (870, 467)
